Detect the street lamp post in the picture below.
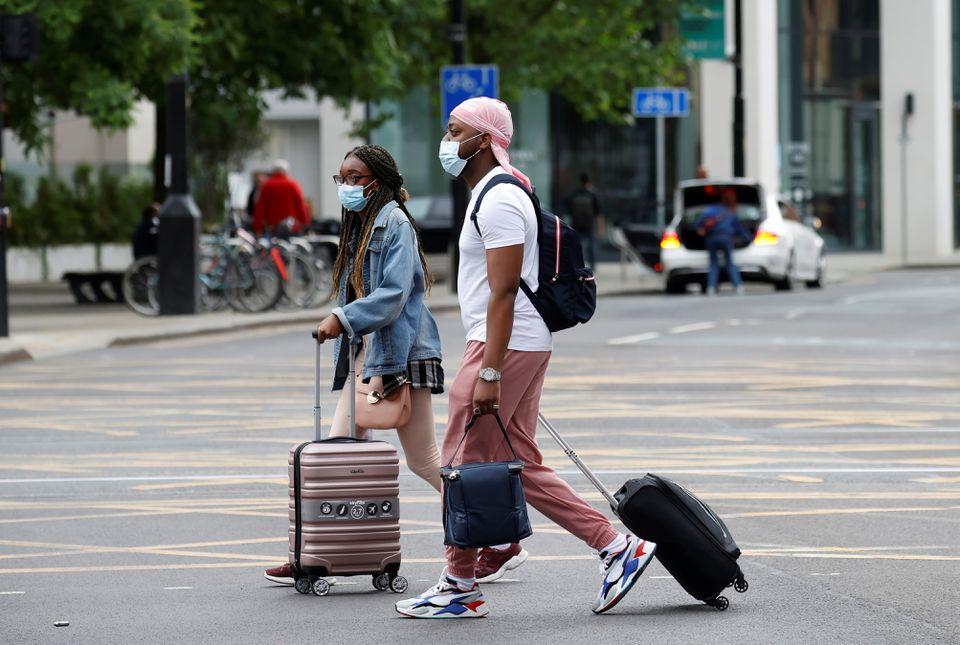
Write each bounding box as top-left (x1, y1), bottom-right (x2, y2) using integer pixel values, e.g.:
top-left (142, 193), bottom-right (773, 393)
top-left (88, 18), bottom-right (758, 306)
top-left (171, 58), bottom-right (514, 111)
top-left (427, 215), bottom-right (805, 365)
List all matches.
top-left (0, 12), bottom-right (38, 338)
top-left (157, 74), bottom-right (201, 315)
top-left (448, 0), bottom-right (467, 293)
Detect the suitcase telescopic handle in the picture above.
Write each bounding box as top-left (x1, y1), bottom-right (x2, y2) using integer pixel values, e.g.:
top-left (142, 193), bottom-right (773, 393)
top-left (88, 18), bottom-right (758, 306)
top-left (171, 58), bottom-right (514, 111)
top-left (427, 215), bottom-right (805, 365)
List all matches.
top-left (311, 328), bottom-right (357, 440)
top-left (537, 413), bottom-right (620, 509)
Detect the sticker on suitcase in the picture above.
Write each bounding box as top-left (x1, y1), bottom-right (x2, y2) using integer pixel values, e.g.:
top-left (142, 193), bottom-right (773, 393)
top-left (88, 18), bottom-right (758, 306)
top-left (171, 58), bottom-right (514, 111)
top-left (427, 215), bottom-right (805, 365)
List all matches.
top-left (301, 497), bottom-right (399, 521)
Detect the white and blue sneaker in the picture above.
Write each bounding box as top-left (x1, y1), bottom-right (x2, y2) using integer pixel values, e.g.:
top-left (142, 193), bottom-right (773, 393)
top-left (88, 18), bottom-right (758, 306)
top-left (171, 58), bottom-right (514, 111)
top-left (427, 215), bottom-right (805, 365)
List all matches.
top-left (592, 535), bottom-right (656, 614)
top-left (395, 571), bottom-right (489, 619)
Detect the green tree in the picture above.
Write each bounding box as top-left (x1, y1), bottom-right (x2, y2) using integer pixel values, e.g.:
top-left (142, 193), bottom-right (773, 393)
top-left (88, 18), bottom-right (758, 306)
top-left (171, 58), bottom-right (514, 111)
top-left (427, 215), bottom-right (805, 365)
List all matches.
top-left (467, 0), bottom-right (685, 122)
top-left (0, 0), bottom-right (193, 153)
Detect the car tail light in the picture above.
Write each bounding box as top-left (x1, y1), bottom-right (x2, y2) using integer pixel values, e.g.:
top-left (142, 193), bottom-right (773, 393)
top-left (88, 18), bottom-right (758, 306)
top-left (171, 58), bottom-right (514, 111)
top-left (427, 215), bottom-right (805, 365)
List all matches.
top-left (754, 229), bottom-right (779, 245)
top-left (660, 231), bottom-right (681, 249)
top-left (654, 261), bottom-right (663, 273)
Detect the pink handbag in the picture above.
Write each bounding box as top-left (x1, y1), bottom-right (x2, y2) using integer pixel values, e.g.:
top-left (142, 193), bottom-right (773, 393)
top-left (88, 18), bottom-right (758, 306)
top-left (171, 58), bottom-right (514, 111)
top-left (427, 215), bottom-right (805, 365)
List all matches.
top-left (354, 374), bottom-right (412, 430)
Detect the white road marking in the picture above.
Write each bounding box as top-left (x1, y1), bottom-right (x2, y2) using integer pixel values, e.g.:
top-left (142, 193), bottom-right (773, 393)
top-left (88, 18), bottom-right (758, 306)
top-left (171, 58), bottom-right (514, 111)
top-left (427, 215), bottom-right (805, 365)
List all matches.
top-left (163, 586), bottom-right (193, 590)
top-left (810, 573), bottom-right (840, 577)
top-left (607, 332), bottom-right (661, 346)
top-left (0, 591), bottom-right (26, 595)
top-left (668, 321), bottom-right (717, 334)
top-left (650, 576), bottom-right (674, 580)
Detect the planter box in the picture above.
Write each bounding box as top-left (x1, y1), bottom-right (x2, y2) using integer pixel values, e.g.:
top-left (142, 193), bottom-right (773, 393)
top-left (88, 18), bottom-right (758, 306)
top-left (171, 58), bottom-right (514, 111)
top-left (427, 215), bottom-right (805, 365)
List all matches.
top-left (6, 244), bottom-right (132, 283)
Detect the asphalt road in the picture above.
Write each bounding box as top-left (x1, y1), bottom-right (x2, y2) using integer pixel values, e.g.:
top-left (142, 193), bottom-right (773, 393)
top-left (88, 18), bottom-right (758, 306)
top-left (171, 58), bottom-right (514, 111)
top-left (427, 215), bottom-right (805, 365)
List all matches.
top-left (1, 269), bottom-right (959, 644)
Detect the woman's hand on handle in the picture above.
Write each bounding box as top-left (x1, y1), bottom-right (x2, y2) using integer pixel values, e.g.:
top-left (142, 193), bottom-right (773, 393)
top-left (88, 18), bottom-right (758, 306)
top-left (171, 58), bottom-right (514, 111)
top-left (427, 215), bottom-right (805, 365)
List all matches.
top-left (315, 314), bottom-right (344, 344)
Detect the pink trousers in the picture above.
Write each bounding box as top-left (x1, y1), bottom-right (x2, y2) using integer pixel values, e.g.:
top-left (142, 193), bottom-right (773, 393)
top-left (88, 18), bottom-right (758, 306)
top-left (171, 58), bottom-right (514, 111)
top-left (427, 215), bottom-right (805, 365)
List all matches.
top-left (443, 341), bottom-right (617, 579)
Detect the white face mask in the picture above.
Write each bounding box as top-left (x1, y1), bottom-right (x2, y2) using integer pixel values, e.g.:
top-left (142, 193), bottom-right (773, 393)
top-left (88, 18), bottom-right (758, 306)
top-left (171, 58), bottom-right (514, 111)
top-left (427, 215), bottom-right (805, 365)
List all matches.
top-left (438, 133), bottom-right (483, 177)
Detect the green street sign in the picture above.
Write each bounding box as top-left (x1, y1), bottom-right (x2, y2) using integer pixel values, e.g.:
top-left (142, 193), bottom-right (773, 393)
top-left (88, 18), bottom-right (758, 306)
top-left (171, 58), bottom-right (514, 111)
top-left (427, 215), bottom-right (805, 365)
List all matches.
top-left (680, 0), bottom-right (727, 60)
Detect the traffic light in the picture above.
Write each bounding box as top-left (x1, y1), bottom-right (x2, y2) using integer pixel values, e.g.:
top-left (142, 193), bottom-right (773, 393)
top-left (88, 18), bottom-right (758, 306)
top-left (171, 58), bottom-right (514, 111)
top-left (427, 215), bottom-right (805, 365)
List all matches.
top-left (1, 13), bottom-right (38, 63)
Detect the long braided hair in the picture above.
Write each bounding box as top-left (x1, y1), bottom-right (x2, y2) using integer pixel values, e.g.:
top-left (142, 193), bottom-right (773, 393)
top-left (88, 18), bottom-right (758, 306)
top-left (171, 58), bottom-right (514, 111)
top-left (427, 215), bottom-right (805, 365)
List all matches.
top-left (332, 144), bottom-right (433, 299)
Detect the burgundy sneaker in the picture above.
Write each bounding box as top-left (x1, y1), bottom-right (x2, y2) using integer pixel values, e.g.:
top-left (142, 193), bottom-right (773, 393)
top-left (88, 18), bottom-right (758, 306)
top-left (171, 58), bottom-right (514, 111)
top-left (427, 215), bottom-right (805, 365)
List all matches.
top-left (264, 563), bottom-right (295, 586)
top-left (264, 563), bottom-right (336, 587)
top-left (476, 544), bottom-right (529, 583)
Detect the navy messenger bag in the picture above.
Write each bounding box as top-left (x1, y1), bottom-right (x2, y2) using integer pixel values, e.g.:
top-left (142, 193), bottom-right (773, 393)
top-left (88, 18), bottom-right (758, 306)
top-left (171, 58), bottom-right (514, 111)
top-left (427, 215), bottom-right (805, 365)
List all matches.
top-left (441, 414), bottom-right (532, 548)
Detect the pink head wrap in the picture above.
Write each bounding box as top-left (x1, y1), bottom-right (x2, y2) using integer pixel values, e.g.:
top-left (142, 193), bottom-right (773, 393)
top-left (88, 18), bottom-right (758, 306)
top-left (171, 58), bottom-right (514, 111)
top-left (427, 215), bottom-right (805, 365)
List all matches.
top-left (450, 97), bottom-right (532, 191)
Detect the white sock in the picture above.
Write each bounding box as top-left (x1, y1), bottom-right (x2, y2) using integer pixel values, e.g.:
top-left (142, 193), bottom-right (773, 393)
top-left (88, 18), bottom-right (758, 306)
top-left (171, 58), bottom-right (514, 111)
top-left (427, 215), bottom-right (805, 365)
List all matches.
top-left (489, 543), bottom-right (512, 552)
top-left (599, 532), bottom-right (628, 558)
top-left (444, 571), bottom-right (476, 590)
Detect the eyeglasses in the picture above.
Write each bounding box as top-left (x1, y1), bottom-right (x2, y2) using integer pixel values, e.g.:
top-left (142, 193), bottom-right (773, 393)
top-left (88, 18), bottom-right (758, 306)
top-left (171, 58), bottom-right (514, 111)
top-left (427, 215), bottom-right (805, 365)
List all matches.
top-left (332, 174), bottom-right (373, 187)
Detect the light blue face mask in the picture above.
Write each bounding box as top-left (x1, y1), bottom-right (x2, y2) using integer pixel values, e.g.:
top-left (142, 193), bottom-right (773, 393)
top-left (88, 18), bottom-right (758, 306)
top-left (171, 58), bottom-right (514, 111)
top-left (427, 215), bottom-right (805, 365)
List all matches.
top-left (338, 181), bottom-right (376, 212)
top-left (438, 133), bottom-right (483, 177)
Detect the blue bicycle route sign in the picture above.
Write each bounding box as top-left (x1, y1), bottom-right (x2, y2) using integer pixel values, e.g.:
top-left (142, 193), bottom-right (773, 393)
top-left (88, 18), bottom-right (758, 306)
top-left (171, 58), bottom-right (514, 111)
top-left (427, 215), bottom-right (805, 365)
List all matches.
top-left (632, 87), bottom-right (690, 118)
top-left (440, 65), bottom-right (500, 125)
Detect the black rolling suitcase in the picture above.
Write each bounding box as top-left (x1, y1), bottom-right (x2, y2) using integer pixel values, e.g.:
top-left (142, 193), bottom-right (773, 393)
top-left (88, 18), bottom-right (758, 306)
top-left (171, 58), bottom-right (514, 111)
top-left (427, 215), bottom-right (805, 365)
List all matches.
top-left (538, 414), bottom-right (748, 611)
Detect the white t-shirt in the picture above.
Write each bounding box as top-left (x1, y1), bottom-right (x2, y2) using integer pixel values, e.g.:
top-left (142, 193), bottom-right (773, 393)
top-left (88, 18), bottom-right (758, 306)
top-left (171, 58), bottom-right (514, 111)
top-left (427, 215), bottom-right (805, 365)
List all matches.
top-left (457, 167), bottom-right (553, 352)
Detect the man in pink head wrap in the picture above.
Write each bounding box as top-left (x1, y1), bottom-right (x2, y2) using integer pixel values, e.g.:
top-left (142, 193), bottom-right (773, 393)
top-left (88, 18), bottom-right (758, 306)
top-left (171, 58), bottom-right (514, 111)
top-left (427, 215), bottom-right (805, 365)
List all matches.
top-left (396, 101), bottom-right (656, 619)
top-left (449, 97), bottom-right (532, 191)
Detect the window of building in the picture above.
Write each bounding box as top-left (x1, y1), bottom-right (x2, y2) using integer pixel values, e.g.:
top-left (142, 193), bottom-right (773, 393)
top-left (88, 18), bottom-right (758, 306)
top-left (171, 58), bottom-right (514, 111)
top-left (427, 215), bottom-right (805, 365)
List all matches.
top-left (778, 0), bottom-right (882, 251)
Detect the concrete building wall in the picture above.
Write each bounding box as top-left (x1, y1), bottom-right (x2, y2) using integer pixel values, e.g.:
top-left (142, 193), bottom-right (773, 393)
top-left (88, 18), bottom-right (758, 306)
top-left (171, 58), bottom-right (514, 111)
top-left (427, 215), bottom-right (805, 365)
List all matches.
top-left (699, 59), bottom-right (735, 178)
top-left (742, 0), bottom-right (780, 195)
top-left (880, 0), bottom-right (956, 264)
top-left (238, 90), bottom-right (363, 220)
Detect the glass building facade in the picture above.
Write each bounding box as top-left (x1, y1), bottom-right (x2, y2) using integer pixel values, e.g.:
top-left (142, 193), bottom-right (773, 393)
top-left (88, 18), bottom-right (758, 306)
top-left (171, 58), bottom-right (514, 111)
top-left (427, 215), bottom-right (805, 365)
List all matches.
top-left (778, 0), bottom-right (882, 251)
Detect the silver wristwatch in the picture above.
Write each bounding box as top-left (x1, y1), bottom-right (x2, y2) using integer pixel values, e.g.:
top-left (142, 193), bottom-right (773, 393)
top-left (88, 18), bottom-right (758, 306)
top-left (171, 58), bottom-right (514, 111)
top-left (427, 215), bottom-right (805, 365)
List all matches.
top-left (478, 367), bottom-right (502, 383)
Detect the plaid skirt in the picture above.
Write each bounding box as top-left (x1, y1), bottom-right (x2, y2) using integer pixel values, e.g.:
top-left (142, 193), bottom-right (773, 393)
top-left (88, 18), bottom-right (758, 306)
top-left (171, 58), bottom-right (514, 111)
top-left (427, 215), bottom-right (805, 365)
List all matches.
top-left (381, 358), bottom-right (444, 396)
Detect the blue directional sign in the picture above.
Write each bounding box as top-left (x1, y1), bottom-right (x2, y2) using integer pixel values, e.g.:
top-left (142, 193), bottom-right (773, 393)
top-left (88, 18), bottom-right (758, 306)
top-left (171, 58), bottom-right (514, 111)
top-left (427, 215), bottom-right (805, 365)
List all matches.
top-left (632, 87), bottom-right (690, 118)
top-left (440, 65), bottom-right (499, 126)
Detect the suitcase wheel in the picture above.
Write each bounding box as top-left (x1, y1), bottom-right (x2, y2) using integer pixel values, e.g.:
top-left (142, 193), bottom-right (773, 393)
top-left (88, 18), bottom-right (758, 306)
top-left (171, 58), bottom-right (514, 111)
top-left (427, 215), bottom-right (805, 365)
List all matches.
top-left (373, 573), bottom-right (390, 591)
top-left (734, 576), bottom-right (748, 594)
top-left (711, 596), bottom-right (729, 611)
top-left (389, 575), bottom-right (408, 594)
top-left (294, 577), bottom-right (312, 595)
top-left (312, 578), bottom-right (331, 596)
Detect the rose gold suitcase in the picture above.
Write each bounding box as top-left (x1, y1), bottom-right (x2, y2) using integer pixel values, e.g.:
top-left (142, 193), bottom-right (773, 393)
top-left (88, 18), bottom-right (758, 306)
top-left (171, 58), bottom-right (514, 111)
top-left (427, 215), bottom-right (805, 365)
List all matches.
top-left (288, 332), bottom-right (407, 596)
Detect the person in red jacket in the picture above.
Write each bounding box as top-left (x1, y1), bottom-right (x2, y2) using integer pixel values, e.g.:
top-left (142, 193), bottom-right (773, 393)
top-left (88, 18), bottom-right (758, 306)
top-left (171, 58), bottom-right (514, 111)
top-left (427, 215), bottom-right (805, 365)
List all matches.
top-left (253, 159), bottom-right (310, 234)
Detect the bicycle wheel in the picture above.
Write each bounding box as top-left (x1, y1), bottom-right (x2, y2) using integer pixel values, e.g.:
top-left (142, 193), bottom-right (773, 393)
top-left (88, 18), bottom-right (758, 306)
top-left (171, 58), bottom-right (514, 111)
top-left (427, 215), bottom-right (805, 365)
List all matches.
top-left (199, 245), bottom-right (229, 312)
top-left (122, 256), bottom-right (160, 316)
top-left (229, 249), bottom-right (284, 313)
top-left (280, 245), bottom-right (320, 309)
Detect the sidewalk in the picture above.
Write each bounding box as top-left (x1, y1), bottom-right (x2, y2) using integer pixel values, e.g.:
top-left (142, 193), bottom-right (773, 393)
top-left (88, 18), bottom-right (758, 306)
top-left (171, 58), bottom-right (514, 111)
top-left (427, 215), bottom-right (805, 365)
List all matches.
top-left (0, 261), bottom-right (661, 364)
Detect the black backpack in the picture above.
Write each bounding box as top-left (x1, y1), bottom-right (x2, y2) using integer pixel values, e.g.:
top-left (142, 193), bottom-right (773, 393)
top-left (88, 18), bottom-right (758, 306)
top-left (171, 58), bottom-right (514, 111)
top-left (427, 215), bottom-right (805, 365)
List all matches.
top-left (469, 174), bottom-right (596, 332)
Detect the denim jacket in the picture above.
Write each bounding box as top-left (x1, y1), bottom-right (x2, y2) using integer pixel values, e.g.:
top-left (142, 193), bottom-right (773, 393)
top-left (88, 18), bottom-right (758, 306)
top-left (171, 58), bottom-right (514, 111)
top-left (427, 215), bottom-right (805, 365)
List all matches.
top-left (331, 201), bottom-right (442, 386)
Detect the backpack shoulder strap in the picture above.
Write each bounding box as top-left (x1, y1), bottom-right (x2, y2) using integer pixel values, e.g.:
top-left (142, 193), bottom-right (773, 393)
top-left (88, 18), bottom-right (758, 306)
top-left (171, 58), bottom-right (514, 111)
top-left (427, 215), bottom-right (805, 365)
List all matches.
top-left (469, 173), bottom-right (534, 237)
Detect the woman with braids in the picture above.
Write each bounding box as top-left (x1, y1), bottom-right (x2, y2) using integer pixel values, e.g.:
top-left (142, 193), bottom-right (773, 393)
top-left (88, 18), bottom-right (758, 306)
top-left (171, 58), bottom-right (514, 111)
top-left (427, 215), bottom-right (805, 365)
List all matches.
top-left (264, 144), bottom-right (444, 587)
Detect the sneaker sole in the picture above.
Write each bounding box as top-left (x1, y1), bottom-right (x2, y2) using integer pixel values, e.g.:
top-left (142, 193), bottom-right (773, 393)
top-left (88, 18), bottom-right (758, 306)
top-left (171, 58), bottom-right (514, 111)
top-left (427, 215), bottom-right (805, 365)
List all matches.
top-left (264, 573), bottom-right (294, 586)
top-left (592, 543), bottom-right (657, 615)
top-left (395, 605), bottom-right (488, 619)
top-left (264, 574), bottom-right (337, 587)
top-left (476, 548), bottom-right (529, 584)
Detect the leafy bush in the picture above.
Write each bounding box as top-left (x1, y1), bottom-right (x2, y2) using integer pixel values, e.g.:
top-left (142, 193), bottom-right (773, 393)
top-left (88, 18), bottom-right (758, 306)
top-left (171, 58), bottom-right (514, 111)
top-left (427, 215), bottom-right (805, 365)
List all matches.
top-left (6, 165), bottom-right (152, 248)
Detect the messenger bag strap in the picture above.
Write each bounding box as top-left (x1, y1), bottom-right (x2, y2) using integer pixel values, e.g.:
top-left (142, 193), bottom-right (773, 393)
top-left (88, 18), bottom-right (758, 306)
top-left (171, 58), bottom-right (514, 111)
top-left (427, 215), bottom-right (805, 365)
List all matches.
top-left (444, 413), bottom-right (520, 468)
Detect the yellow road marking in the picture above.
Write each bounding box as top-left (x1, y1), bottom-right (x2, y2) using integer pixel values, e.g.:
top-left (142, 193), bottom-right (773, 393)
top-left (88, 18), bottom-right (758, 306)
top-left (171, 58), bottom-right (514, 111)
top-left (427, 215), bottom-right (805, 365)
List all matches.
top-left (133, 479), bottom-right (285, 491)
top-left (911, 476), bottom-right (960, 484)
top-left (778, 475), bottom-right (824, 483)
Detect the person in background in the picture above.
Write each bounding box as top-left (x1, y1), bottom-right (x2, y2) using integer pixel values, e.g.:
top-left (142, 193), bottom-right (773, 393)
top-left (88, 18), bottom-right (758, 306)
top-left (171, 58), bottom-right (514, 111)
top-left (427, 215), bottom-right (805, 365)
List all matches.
top-left (253, 160), bottom-right (310, 235)
top-left (245, 171), bottom-right (266, 220)
top-left (567, 173), bottom-right (604, 268)
top-left (131, 203), bottom-right (160, 259)
top-left (695, 165), bottom-right (709, 180)
top-left (695, 187), bottom-right (751, 296)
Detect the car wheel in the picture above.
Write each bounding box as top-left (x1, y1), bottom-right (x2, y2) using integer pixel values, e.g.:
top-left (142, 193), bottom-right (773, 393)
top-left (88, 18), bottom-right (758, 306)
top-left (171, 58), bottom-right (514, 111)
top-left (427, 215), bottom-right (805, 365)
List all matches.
top-left (665, 277), bottom-right (687, 295)
top-left (774, 253), bottom-right (795, 291)
top-left (805, 252), bottom-right (824, 289)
